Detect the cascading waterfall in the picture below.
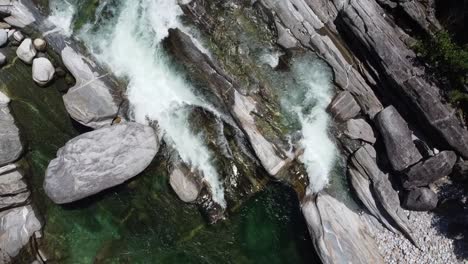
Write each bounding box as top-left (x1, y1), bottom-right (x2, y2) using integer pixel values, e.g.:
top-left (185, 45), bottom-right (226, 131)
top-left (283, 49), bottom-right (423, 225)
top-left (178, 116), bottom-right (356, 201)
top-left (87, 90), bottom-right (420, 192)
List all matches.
top-left (49, 0), bottom-right (226, 207)
top-left (277, 58), bottom-right (337, 194)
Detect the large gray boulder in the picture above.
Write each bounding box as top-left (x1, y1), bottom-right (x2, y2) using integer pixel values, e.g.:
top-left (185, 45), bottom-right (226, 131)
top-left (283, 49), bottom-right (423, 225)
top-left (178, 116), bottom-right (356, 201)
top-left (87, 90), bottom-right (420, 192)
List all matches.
top-left (0, 92), bottom-right (23, 167)
top-left (169, 166), bottom-right (202, 203)
top-left (403, 151), bottom-right (457, 189)
top-left (32, 57), bottom-right (55, 86)
top-left (402, 187), bottom-right (438, 211)
top-left (61, 46), bottom-right (120, 129)
top-left (44, 122), bottom-right (159, 204)
top-left (16, 38), bottom-right (36, 64)
top-left (375, 106), bottom-right (422, 171)
top-left (302, 193), bottom-right (384, 264)
top-left (0, 205), bottom-right (41, 261)
top-left (328, 91), bottom-right (361, 122)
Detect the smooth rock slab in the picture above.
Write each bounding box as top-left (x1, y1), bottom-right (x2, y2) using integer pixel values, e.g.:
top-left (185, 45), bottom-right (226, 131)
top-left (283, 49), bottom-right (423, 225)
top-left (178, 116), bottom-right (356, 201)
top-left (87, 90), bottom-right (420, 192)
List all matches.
top-left (328, 91), bottom-right (361, 122)
top-left (44, 122), bottom-right (159, 204)
top-left (375, 106), bottom-right (422, 171)
top-left (16, 38), bottom-right (36, 64)
top-left (32, 57), bottom-right (55, 86)
top-left (403, 187), bottom-right (438, 211)
top-left (403, 151), bottom-right (457, 188)
top-left (302, 193), bottom-right (384, 264)
top-left (0, 205), bottom-right (41, 259)
top-left (0, 52), bottom-right (6, 66)
top-left (0, 93), bottom-right (22, 167)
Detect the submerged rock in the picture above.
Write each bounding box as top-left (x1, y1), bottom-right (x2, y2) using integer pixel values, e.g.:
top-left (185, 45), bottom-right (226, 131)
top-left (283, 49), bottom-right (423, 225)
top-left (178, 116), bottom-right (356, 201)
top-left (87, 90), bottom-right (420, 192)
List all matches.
top-left (403, 187), bottom-right (438, 211)
top-left (44, 122), bottom-right (159, 204)
top-left (61, 46), bottom-right (120, 129)
top-left (0, 205), bottom-right (41, 261)
top-left (375, 106), bottom-right (422, 171)
top-left (170, 167), bottom-right (202, 203)
top-left (0, 92), bottom-right (23, 167)
top-left (16, 38), bottom-right (37, 64)
top-left (302, 193), bottom-right (384, 264)
top-left (32, 57), bottom-right (55, 86)
top-left (403, 151), bottom-right (457, 189)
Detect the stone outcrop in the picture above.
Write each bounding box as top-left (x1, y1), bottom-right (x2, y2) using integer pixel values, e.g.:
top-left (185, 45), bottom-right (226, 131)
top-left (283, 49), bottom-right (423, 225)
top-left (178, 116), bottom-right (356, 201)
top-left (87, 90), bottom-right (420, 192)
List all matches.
top-left (44, 122), bottom-right (159, 204)
top-left (32, 57), bottom-right (55, 86)
top-left (403, 187), bottom-right (438, 211)
top-left (165, 28), bottom-right (293, 178)
top-left (403, 151), bottom-right (457, 189)
top-left (375, 106), bottom-right (422, 171)
top-left (344, 119), bottom-right (376, 144)
top-left (349, 146), bottom-right (417, 245)
top-left (0, 91), bottom-right (22, 167)
top-left (327, 91), bottom-right (361, 122)
top-left (0, 164), bottom-right (29, 210)
top-left (302, 193), bottom-right (384, 264)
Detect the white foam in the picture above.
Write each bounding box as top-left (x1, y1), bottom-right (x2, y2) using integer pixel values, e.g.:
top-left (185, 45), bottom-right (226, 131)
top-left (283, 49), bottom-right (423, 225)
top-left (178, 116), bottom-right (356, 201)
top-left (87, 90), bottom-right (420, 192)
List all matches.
top-left (283, 59), bottom-right (336, 194)
top-left (47, 0), bottom-right (75, 36)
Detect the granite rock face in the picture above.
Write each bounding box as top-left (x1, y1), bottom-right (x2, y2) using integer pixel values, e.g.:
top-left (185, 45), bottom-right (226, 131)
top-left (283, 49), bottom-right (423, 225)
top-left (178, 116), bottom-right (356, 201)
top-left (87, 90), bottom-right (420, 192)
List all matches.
top-left (0, 164), bottom-right (29, 210)
top-left (344, 119), bottom-right (376, 144)
top-left (403, 151), bottom-right (457, 189)
top-left (302, 193), bottom-right (384, 264)
top-left (44, 122), bottom-right (159, 204)
top-left (375, 106), bottom-right (422, 171)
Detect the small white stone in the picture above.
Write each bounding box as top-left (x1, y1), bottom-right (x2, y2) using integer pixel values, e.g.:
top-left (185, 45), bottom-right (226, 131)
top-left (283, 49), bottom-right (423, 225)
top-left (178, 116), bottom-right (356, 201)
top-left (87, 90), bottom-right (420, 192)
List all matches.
top-left (33, 38), bottom-right (47, 52)
top-left (16, 38), bottom-right (37, 64)
top-left (32, 57), bottom-right (55, 86)
top-left (13, 31), bottom-right (24, 42)
top-left (0, 91), bottom-right (10, 106)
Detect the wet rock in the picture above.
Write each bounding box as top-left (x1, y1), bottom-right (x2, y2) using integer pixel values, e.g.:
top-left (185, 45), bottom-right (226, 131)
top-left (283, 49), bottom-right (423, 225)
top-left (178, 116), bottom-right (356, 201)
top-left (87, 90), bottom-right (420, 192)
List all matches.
top-left (0, 92), bottom-right (23, 167)
top-left (403, 187), bottom-right (438, 211)
top-left (61, 46), bottom-right (120, 128)
top-left (44, 122), bottom-right (159, 204)
top-left (12, 31), bottom-right (24, 42)
top-left (403, 151), bottom-right (457, 189)
top-left (328, 91), bottom-right (361, 122)
top-left (375, 106), bottom-right (422, 171)
top-left (32, 57), bottom-right (55, 86)
top-left (0, 52), bottom-right (5, 66)
top-left (350, 146), bottom-right (417, 245)
top-left (302, 193), bottom-right (384, 264)
top-left (0, 206), bottom-right (41, 260)
top-left (0, 29), bottom-right (7, 46)
top-left (0, 22), bottom-right (10, 29)
top-left (169, 167), bottom-right (202, 203)
top-left (344, 118), bottom-right (376, 144)
top-left (33, 38), bottom-right (47, 52)
top-left (16, 38), bottom-right (37, 64)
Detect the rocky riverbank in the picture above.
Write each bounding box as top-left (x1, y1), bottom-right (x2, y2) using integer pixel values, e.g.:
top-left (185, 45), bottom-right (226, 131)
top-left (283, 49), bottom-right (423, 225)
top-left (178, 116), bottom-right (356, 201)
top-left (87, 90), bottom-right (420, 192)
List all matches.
top-left (0, 0), bottom-right (466, 263)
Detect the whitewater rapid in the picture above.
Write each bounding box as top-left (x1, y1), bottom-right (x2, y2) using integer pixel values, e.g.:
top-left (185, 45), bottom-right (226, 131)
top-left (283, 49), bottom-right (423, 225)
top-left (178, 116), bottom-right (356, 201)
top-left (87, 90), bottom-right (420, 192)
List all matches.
top-left (48, 0), bottom-right (336, 199)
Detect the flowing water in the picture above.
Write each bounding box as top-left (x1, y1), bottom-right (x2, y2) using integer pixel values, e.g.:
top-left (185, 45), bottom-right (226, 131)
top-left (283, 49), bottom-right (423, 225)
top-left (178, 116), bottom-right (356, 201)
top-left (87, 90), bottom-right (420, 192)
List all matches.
top-left (17, 0), bottom-right (341, 262)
